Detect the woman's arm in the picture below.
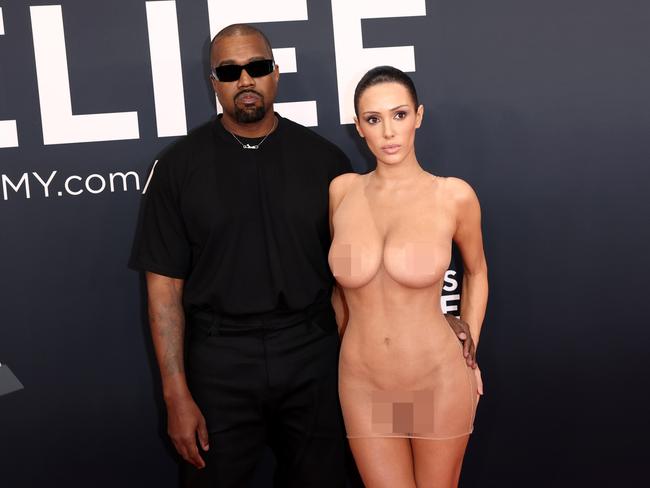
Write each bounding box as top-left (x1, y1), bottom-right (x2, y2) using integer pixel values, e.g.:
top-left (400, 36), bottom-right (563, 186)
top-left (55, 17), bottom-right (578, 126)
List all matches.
top-left (331, 284), bottom-right (349, 337)
top-left (450, 178), bottom-right (489, 347)
top-left (328, 173), bottom-right (357, 337)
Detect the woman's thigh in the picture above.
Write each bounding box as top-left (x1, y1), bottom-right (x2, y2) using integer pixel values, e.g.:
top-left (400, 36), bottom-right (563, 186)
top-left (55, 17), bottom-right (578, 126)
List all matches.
top-left (348, 437), bottom-right (417, 488)
top-left (411, 435), bottom-right (470, 488)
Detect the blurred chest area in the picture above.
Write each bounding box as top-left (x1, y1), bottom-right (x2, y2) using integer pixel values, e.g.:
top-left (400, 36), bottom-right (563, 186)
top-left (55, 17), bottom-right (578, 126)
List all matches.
top-left (330, 191), bottom-right (454, 290)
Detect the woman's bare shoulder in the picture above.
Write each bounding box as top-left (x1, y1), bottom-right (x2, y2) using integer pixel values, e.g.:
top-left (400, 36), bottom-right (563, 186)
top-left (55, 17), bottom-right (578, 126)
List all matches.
top-left (329, 172), bottom-right (361, 201)
top-left (436, 176), bottom-right (480, 208)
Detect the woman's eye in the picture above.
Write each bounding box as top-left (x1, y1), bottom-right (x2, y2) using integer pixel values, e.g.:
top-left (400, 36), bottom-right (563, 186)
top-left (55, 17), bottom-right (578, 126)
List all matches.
top-left (395, 111), bottom-right (407, 120)
top-left (366, 116), bottom-right (379, 124)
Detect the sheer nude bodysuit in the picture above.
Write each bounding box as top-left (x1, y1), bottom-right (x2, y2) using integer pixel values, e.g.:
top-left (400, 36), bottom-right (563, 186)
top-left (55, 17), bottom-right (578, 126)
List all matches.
top-left (329, 172), bottom-right (478, 440)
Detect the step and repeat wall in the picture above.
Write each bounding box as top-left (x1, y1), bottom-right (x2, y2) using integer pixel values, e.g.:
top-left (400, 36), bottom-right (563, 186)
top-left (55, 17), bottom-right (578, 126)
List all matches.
top-left (1, 1), bottom-right (648, 486)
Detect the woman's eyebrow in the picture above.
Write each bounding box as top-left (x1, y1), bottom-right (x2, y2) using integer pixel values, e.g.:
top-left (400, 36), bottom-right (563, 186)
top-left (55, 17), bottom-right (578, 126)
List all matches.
top-left (362, 105), bottom-right (409, 116)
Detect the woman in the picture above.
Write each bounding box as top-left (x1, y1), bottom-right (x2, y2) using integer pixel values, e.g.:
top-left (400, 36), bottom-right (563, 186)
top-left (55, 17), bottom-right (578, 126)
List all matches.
top-left (329, 66), bottom-right (488, 487)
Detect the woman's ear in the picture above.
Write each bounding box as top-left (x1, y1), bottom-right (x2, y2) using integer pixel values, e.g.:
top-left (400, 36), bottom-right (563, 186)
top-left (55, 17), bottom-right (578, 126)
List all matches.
top-left (354, 116), bottom-right (364, 138)
top-left (415, 104), bottom-right (424, 129)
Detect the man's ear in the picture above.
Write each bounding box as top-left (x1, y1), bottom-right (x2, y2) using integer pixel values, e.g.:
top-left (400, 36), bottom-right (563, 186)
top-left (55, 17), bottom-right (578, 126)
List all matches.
top-left (210, 73), bottom-right (219, 92)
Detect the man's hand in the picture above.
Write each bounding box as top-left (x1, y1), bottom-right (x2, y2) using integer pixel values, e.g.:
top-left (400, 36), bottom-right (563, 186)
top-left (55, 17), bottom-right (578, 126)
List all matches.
top-left (146, 272), bottom-right (208, 467)
top-left (166, 394), bottom-right (210, 469)
top-left (444, 314), bottom-right (477, 368)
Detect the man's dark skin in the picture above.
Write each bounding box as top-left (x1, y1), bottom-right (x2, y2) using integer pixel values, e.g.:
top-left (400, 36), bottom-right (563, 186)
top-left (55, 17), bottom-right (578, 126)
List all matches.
top-left (145, 25), bottom-right (476, 470)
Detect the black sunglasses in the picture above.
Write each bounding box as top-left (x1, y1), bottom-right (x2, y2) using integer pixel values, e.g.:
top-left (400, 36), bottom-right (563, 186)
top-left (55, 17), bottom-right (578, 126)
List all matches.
top-left (211, 59), bottom-right (275, 82)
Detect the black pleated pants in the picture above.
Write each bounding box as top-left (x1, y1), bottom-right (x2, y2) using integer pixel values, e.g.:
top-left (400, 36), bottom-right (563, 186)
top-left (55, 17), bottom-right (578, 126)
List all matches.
top-left (182, 305), bottom-right (348, 488)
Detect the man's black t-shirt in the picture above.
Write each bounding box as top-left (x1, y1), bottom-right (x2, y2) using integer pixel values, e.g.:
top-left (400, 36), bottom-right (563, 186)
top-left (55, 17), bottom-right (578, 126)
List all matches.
top-left (129, 114), bottom-right (352, 316)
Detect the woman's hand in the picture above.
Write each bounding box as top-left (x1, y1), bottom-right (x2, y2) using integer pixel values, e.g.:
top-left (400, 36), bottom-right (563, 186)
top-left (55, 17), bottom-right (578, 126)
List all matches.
top-left (474, 366), bottom-right (484, 397)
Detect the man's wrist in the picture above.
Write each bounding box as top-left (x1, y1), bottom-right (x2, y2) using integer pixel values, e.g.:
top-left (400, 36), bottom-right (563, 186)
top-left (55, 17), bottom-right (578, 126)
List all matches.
top-left (162, 376), bottom-right (192, 403)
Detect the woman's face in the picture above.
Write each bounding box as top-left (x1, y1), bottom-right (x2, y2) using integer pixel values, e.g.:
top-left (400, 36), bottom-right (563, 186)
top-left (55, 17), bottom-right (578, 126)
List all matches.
top-left (354, 82), bottom-right (423, 165)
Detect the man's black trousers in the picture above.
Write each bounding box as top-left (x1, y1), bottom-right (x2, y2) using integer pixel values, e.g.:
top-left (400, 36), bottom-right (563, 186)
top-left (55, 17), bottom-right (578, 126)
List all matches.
top-left (182, 305), bottom-right (348, 487)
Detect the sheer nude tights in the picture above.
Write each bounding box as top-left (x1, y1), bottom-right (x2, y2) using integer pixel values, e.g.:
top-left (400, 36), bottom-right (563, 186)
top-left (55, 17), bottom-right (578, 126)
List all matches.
top-left (349, 435), bottom-right (469, 488)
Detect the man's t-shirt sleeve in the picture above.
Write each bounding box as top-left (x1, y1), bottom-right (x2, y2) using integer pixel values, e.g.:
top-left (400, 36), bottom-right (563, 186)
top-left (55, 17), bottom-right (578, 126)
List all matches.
top-left (129, 155), bottom-right (191, 279)
top-left (329, 145), bottom-right (353, 180)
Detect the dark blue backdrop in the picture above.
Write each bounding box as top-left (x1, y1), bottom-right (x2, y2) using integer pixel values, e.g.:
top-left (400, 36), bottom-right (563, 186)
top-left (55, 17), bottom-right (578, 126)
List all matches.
top-left (1, 1), bottom-right (649, 486)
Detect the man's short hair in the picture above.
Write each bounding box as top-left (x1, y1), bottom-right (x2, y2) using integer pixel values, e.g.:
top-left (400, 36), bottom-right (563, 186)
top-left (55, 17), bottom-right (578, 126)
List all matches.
top-left (209, 24), bottom-right (274, 63)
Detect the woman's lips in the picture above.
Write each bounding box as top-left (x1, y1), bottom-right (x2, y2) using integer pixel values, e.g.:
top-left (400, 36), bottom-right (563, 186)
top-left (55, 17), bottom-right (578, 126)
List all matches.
top-left (381, 144), bottom-right (401, 155)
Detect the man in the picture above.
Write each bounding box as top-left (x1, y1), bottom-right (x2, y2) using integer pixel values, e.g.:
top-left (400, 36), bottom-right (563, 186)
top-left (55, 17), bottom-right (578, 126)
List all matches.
top-left (130, 24), bottom-right (476, 487)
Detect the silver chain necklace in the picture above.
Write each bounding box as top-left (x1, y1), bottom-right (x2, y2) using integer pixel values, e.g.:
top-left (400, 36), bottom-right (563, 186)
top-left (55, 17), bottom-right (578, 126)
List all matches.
top-left (228, 117), bottom-right (277, 150)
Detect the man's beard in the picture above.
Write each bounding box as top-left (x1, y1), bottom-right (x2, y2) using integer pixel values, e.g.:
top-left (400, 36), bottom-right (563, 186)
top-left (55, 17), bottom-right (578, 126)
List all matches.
top-left (234, 105), bottom-right (266, 123)
top-left (233, 91), bottom-right (266, 123)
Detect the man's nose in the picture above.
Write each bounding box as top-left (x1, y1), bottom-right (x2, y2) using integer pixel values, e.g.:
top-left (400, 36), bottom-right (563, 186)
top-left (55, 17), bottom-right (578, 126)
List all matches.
top-left (237, 68), bottom-right (255, 87)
